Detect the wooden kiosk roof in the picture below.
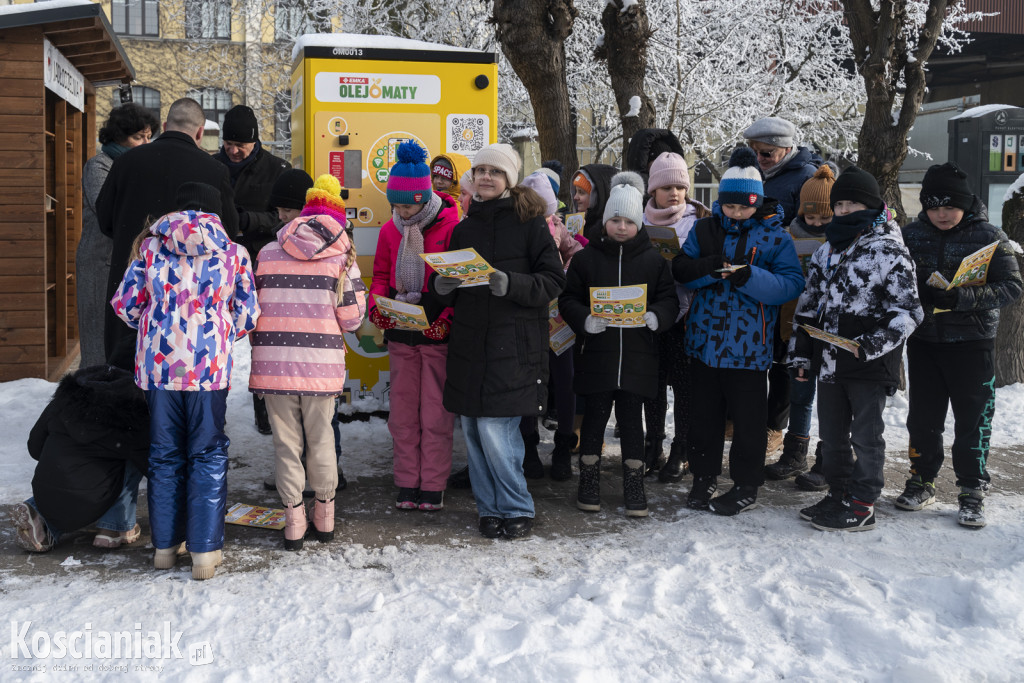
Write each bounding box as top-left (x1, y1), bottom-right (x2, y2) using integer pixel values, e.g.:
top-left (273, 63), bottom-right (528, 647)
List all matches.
top-left (0, 1), bottom-right (135, 85)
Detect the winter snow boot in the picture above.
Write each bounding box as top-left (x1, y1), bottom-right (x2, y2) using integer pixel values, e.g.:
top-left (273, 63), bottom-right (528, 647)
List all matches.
top-left (894, 475), bottom-right (937, 511)
top-left (448, 465), bottom-right (472, 489)
top-left (795, 442), bottom-right (828, 491)
top-left (765, 428), bottom-right (784, 457)
top-left (284, 501), bottom-right (309, 551)
top-left (418, 490), bottom-right (444, 511)
top-left (811, 495), bottom-right (876, 532)
top-left (522, 431), bottom-right (544, 479)
top-left (643, 433), bottom-right (666, 476)
top-left (502, 517), bottom-right (533, 539)
top-left (622, 458), bottom-right (649, 517)
top-left (478, 516), bottom-right (503, 539)
top-left (576, 455), bottom-right (601, 511)
top-left (396, 487), bottom-right (420, 510)
top-left (312, 497), bottom-right (335, 542)
top-left (12, 502), bottom-right (54, 553)
top-left (765, 432), bottom-right (810, 480)
top-left (708, 485), bottom-right (760, 516)
top-left (658, 440), bottom-right (688, 483)
top-left (153, 542), bottom-right (187, 569)
top-left (549, 431), bottom-right (578, 482)
top-left (687, 475), bottom-right (718, 510)
top-left (191, 550), bottom-right (223, 580)
top-left (957, 487), bottom-right (987, 528)
top-left (799, 488), bottom-right (844, 522)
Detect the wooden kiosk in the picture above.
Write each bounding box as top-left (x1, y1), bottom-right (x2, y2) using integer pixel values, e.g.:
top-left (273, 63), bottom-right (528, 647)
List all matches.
top-left (0, 1), bottom-right (134, 381)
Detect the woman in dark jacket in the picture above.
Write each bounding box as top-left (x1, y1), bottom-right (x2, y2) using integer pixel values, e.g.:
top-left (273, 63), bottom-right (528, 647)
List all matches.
top-left (559, 172), bottom-right (677, 517)
top-left (433, 144), bottom-right (565, 540)
top-left (12, 365), bottom-right (150, 552)
top-left (897, 162), bottom-right (1023, 528)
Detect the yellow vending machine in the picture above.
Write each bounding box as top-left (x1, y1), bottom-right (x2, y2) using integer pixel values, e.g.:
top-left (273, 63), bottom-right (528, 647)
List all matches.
top-left (290, 35), bottom-right (498, 409)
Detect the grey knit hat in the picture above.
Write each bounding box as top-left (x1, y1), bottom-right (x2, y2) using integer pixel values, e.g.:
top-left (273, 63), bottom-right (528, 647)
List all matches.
top-left (743, 116), bottom-right (798, 148)
top-left (603, 172), bottom-right (645, 228)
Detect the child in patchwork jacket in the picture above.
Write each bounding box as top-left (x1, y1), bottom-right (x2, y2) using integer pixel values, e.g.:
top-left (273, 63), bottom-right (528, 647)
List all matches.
top-left (248, 174), bottom-right (367, 551)
top-left (111, 181), bottom-right (259, 580)
top-left (789, 166), bottom-right (923, 532)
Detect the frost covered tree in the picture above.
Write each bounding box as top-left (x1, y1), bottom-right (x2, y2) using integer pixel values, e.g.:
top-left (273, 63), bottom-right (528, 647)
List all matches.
top-left (597, 0), bottom-right (656, 162)
top-left (841, 0), bottom-right (981, 223)
top-left (997, 186), bottom-right (1024, 387)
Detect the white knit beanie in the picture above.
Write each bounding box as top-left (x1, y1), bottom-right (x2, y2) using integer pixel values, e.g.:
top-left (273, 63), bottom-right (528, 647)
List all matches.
top-left (521, 172), bottom-right (558, 216)
top-left (603, 172), bottom-right (645, 228)
top-left (472, 143), bottom-right (521, 188)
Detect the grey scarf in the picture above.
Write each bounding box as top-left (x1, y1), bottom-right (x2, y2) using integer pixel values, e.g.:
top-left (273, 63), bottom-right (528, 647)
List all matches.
top-left (762, 147), bottom-right (800, 180)
top-left (393, 191), bottom-right (443, 304)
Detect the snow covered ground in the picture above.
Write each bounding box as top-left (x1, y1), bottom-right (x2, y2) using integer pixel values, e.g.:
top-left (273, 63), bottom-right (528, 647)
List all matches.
top-left (2, 338), bottom-right (1023, 681)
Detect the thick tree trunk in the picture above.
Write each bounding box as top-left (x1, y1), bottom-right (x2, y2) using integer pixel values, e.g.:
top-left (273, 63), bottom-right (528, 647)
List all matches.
top-left (842, 0), bottom-right (960, 225)
top-left (597, 0), bottom-right (655, 163)
top-left (996, 190), bottom-right (1024, 387)
top-left (492, 0), bottom-right (579, 200)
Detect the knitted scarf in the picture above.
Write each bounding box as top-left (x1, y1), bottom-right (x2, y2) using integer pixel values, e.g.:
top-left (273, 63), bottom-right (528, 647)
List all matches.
top-left (393, 191), bottom-right (443, 304)
top-left (101, 142), bottom-right (130, 160)
top-left (644, 197), bottom-right (692, 226)
top-left (826, 208), bottom-right (880, 251)
top-left (762, 147), bottom-right (800, 180)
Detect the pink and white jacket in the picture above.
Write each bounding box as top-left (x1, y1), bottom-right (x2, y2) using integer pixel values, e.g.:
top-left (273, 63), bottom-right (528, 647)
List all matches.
top-left (248, 214), bottom-right (367, 396)
top-left (111, 210), bottom-right (259, 391)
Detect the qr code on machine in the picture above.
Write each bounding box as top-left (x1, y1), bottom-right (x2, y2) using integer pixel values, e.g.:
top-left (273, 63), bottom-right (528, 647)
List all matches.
top-left (447, 114), bottom-right (489, 155)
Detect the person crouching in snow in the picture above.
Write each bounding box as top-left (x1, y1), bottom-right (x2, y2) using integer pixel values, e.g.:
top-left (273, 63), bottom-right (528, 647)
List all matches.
top-left (12, 364), bottom-right (149, 553)
top-left (898, 162), bottom-right (1021, 528)
top-left (789, 166), bottom-right (923, 532)
top-left (672, 147), bottom-right (805, 516)
top-left (369, 141), bottom-right (460, 512)
top-left (559, 172), bottom-right (677, 516)
top-left (111, 181), bottom-right (259, 579)
top-left (249, 174), bottom-right (367, 550)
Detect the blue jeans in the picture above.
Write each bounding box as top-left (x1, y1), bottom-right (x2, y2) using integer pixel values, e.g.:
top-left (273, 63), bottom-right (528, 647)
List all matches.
top-left (25, 460), bottom-right (144, 541)
top-left (788, 374), bottom-right (817, 438)
top-left (461, 415), bottom-right (534, 519)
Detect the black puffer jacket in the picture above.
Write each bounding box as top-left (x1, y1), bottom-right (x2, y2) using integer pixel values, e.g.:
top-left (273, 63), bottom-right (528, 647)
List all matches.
top-left (215, 144), bottom-right (291, 257)
top-left (576, 164), bottom-right (618, 242)
top-left (560, 228), bottom-right (677, 398)
top-left (435, 197), bottom-right (566, 417)
top-left (902, 197), bottom-right (1022, 344)
top-left (27, 365), bottom-right (150, 532)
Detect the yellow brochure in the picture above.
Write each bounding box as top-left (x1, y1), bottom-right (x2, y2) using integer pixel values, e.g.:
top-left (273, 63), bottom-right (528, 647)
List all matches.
top-left (376, 295), bottom-right (430, 331)
top-left (420, 248), bottom-right (493, 287)
top-left (590, 284), bottom-right (648, 328)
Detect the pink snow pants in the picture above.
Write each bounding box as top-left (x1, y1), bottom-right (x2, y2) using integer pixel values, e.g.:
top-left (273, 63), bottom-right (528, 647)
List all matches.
top-left (388, 341), bottom-right (455, 491)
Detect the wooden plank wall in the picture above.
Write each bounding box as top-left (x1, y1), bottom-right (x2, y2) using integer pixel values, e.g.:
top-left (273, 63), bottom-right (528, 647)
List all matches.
top-left (0, 27), bottom-right (46, 381)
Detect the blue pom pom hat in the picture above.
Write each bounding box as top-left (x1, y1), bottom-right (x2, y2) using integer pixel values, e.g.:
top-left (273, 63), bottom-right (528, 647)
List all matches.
top-left (718, 147), bottom-right (764, 208)
top-left (387, 141), bottom-right (433, 205)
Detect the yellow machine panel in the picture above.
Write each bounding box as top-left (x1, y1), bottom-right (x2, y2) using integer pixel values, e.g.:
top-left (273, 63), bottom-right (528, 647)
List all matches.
top-left (291, 36), bottom-right (498, 407)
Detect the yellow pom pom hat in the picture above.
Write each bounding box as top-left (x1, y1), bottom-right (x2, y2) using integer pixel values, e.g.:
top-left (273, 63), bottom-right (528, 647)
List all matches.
top-left (301, 173), bottom-right (346, 224)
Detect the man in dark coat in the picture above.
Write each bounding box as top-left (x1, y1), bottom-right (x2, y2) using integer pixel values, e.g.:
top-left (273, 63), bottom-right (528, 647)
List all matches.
top-left (97, 97), bottom-right (239, 370)
top-left (213, 104), bottom-right (291, 258)
top-left (213, 104), bottom-right (290, 434)
top-left (12, 365), bottom-right (150, 552)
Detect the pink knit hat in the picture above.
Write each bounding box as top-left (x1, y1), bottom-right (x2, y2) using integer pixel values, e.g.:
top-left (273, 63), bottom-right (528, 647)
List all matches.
top-left (521, 172), bottom-right (558, 217)
top-left (647, 152), bottom-right (691, 193)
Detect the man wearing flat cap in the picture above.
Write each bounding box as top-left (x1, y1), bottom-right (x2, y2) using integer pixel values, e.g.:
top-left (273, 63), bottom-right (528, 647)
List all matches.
top-left (743, 116), bottom-right (819, 227)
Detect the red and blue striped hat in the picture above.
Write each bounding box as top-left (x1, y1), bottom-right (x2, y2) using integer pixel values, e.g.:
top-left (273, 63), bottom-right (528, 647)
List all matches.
top-left (387, 141), bottom-right (432, 205)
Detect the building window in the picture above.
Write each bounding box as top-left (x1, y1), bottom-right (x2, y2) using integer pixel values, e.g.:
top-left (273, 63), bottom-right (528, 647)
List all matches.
top-left (185, 0), bottom-right (231, 40)
top-left (111, 0), bottom-right (159, 37)
top-left (111, 86), bottom-right (161, 124)
top-left (187, 87), bottom-right (234, 129)
top-left (274, 1), bottom-right (313, 42)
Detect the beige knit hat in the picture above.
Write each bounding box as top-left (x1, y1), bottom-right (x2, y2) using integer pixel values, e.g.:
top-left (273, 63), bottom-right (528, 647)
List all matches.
top-left (799, 164), bottom-right (836, 217)
top-left (472, 143), bottom-right (521, 188)
top-left (603, 172), bottom-right (645, 228)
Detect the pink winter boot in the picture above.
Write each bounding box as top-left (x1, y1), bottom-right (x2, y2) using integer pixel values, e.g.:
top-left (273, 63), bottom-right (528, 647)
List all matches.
top-left (284, 502), bottom-right (308, 551)
top-left (312, 497), bottom-right (334, 543)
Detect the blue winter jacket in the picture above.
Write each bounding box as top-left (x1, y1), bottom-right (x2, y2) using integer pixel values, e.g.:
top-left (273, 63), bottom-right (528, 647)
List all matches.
top-left (763, 146), bottom-right (819, 227)
top-left (673, 202), bottom-right (805, 371)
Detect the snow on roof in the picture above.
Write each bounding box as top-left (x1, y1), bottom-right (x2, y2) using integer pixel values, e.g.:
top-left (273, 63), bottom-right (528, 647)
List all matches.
top-left (511, 127), bottom-right (538, 139)
top-left (292, 33), bottom-right (486, 62)
top-left (204, 119), bottom-right (220, 131)
top-left (0, 0), bottom-right (95, 17)
top-left (950, 104), bottom-right (1019, 120)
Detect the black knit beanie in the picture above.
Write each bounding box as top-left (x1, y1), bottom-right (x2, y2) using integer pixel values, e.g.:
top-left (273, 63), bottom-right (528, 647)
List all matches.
top-left (176, 181), bottom-right (222, 215)
top-left (830, 166), bottom-right (883, 210)
top-left (920, 162), bottom-right (974, 211)
top-left (222, 105), bottom-right (259, 143)
top-left (269, 169), bottom-right (314, 210)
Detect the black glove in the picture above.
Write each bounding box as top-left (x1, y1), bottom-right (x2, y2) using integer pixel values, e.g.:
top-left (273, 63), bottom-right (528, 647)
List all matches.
top-left (726, 265), bottom-right (752, 287)
top-left (917, 285), bottom-right (934, 307)
top-left (237, 209), bottom-right (251, 233)
top-left (932, 287), bottom-right (958, 310)
top-left (696, 254), bottom-right (726, 278)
